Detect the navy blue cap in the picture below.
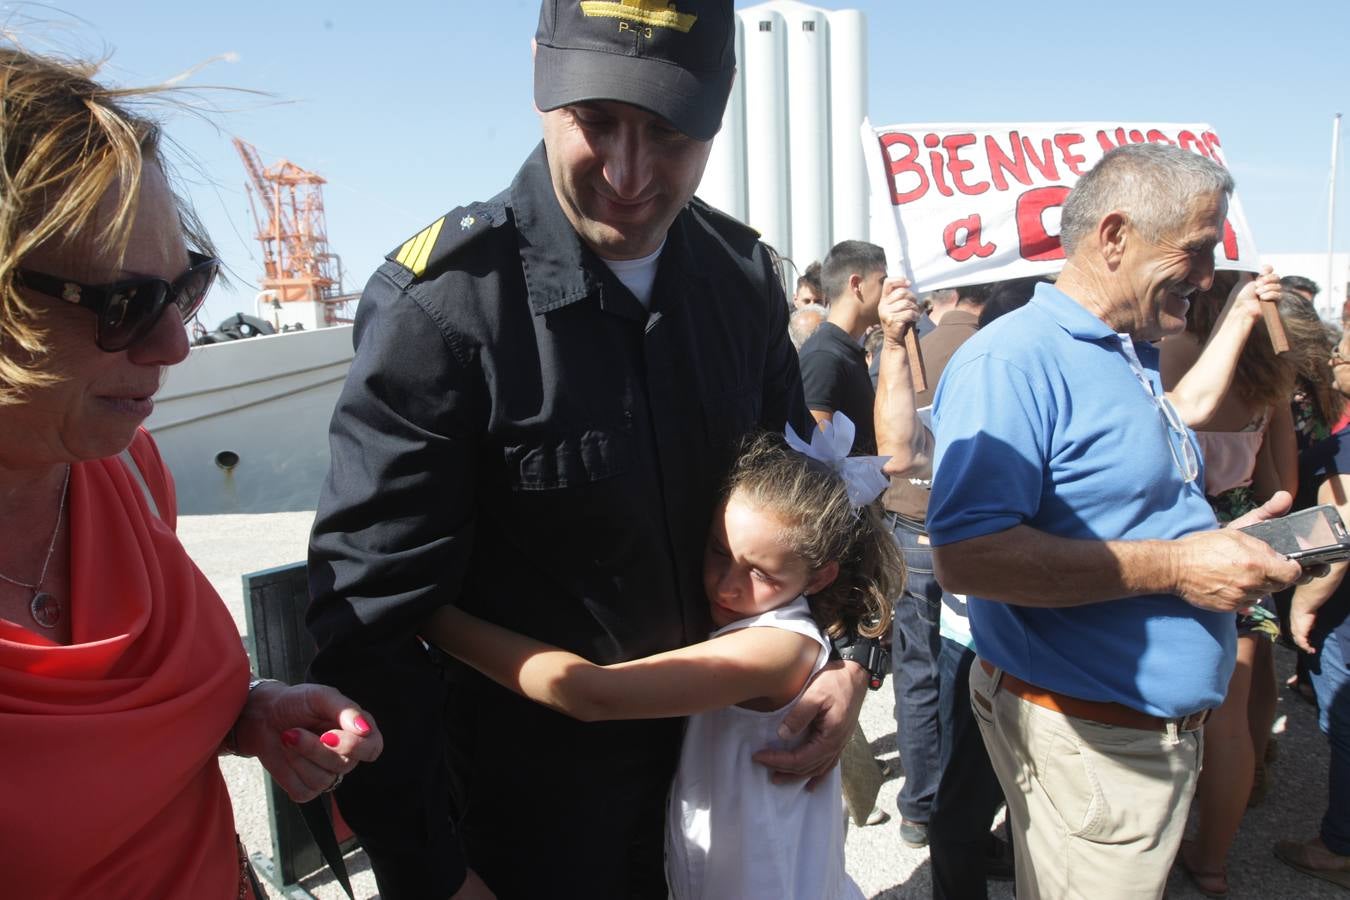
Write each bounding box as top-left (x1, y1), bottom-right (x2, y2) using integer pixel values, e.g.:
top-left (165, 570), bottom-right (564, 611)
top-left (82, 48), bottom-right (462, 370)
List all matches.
top-left (534, 1), bottom-right (735, 141)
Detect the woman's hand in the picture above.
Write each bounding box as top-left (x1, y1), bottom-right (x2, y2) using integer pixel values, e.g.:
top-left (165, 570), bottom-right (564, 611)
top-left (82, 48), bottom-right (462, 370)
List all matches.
top-left (1227, 265), bottom-right (1281, 327)
top-left (1290, 602), bottom-right (1320, 653)
top-left (232, 681), bottom-right (384, 803)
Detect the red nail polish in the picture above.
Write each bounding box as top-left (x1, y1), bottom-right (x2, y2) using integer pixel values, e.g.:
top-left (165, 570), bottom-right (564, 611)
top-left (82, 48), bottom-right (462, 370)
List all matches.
top-left (320, 732), bottom-right (341, 748)
top-left (353, 715), bottom-right (371, 735)
top-left (281, 729), bottom-right (301, 748)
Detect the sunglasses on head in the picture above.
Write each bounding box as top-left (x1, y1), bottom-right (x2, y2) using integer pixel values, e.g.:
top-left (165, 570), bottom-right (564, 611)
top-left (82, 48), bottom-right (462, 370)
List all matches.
top-left (16, 250), bottom-right (220, 352)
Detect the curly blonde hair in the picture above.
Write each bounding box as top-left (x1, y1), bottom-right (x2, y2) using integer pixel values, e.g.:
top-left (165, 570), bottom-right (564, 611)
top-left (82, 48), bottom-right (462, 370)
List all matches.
top-left (722, 430), bottom-right (902, 639)
top-left (0, 44), bottom-right (211, 403)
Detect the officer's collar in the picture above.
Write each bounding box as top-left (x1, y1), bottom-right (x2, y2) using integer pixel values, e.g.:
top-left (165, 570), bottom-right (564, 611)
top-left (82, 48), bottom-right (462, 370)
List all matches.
top-left (512, 144), bottom-right (595, 315)
top-left (512, 142), bottom-right (689, 320)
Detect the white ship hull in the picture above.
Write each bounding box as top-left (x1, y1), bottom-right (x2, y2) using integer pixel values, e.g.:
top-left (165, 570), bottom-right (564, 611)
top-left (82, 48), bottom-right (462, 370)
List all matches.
top-left (145, 325), bottom-right (354, 515)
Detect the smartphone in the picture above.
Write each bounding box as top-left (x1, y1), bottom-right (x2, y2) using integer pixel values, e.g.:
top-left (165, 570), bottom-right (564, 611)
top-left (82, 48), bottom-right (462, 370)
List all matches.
top-left (1238, 504), bottom-right (1350, 566)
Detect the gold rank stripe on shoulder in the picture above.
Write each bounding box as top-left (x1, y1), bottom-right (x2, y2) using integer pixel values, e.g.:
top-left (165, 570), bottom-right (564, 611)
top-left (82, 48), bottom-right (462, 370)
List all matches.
top-left (394, 216), bottom-right (446, 277)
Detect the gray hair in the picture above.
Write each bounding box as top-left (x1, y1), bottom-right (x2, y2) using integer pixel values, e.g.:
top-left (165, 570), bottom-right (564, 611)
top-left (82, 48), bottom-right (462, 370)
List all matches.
top-left (788, 303), bottom-right (828, 350)
top-left (1059, 143), bottom-right (1235, 256)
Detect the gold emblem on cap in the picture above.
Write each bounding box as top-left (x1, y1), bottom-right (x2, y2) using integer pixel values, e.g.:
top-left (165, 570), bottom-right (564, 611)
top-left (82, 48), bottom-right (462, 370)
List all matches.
top-left (579, 0), bottom-right (697, 33)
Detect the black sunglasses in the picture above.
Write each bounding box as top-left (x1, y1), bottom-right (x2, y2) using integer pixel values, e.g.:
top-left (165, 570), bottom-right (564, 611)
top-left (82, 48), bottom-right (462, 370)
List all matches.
top-left (17, 250), bottom-right (220, 352)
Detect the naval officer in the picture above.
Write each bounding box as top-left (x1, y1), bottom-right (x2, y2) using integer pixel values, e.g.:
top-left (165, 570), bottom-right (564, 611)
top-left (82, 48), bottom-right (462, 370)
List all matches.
top-left (307, 3), bottom-right (885, 897)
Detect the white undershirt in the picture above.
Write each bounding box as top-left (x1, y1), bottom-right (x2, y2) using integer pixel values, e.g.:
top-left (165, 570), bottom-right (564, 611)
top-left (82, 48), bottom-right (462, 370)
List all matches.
top-left (601, 240), bottom-right (665, 309)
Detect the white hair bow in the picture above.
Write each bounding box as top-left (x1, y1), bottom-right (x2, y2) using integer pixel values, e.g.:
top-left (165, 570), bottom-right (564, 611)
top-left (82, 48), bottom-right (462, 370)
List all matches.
top-left (784, 412), bottom-right (891, 509)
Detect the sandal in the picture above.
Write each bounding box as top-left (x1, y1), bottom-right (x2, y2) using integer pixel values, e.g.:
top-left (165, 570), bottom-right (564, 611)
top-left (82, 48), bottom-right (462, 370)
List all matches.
top-left (1178, 840), bottom-right (1229, 899)
top-left (1274, 837), bottom-right (1350, 889)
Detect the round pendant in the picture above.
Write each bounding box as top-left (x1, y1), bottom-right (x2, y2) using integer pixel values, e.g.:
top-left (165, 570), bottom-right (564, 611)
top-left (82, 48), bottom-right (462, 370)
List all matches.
top-left (30, 591), bottom-right (61, 629)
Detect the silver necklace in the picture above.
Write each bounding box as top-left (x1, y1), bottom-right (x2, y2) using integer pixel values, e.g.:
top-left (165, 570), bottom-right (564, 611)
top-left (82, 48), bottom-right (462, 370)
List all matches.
top-left (0, 465), bottom-right (71, 629)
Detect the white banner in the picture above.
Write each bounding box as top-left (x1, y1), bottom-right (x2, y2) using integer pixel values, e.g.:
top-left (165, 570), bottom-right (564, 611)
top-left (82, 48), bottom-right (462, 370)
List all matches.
top-left (862, 120), bottom-right (1260, 290)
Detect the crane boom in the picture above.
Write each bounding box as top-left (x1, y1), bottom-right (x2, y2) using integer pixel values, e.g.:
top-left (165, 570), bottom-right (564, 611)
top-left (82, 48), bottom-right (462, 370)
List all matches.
top-left (231, 137), bottom-right (354, 328)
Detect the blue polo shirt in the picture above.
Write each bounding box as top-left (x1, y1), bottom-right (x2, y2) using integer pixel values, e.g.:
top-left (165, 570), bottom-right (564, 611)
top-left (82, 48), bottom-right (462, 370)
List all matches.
top-left (927, 283), bottom-right (1234, 717)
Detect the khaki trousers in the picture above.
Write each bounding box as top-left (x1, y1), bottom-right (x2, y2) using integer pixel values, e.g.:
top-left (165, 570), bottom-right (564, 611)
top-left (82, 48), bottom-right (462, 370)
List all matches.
top-left (969, 659), bottom-right (1202, 900)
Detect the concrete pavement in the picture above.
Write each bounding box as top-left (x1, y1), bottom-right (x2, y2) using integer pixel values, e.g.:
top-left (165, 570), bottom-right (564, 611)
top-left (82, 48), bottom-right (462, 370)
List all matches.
top-left (181, 511), bottom-right (1343, 899)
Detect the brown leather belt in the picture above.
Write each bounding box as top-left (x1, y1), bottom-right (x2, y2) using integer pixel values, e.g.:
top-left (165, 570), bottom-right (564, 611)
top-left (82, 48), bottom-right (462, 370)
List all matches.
top-left (978, 659), bottom-right (1209, 733)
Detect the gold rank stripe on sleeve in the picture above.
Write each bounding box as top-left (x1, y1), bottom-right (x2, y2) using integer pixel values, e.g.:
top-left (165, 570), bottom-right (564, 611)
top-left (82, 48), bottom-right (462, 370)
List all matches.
top-left (395, 216), bottom-right (446, 277)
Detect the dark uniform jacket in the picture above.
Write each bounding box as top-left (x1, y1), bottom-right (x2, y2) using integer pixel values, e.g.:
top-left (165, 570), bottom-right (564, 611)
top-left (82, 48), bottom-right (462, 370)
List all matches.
top-left (307, 143), bottom-right (808, 899)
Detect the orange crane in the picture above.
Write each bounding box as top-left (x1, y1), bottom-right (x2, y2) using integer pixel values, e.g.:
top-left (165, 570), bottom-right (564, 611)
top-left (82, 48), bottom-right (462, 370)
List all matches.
top-left (232, 137), bottom-right (355, 327)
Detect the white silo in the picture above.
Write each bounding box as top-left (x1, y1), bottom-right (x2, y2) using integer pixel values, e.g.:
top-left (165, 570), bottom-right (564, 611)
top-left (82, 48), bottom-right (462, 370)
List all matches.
top-left (697, 4), bottom-right (868, 276)
top-left (737, 6), bottom-right (792, 260)
top-left (826, 8), bottom-right (868, 246)
top-left (701, 16), bottom-right (748, 222)
top-left (779, 3), bottom-right (832, 270)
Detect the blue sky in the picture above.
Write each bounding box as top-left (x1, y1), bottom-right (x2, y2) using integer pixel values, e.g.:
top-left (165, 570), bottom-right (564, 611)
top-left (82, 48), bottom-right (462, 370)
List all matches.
top-left (10, 1), bottom-right (1350, 324)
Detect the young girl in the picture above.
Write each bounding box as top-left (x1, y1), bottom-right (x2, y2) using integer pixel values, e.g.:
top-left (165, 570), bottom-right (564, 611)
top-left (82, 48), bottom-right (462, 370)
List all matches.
top-left (422, 415), bottom-right (903, 900)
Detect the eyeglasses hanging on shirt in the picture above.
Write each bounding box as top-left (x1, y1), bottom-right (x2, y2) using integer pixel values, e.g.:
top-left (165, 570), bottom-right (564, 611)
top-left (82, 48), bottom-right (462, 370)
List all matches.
top-left (1114, 335), bottom-right (1200, 485)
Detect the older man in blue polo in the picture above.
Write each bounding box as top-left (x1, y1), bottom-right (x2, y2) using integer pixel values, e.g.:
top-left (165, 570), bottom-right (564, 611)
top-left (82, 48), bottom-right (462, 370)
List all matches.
top-left (927, 143), bottom-right (1305, 900)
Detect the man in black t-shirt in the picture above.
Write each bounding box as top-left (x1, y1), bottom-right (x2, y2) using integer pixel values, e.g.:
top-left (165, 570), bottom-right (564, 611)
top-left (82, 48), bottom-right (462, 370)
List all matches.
top-left (798, 240), bottom-right (887, 453)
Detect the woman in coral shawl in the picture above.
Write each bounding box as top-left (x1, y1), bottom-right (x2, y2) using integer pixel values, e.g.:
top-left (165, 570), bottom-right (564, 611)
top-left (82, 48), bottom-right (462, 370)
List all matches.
top-left (0, 45), bottom-right (383, 899)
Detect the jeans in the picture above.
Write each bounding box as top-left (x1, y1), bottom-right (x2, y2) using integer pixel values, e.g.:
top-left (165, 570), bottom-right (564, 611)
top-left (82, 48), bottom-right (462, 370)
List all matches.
top-left (1310, 621), bottom-right (1350, 855)
top-left (935, 635), bottom-right (965, 778)
top-left (930, 638), bottom-right (1006, 900)
top-left (889, 515), bottom-right (943, 823)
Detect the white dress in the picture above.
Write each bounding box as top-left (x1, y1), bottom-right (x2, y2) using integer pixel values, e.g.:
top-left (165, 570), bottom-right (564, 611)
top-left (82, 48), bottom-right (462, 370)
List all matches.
top-left (664, 596), bottom-right (865, 900)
